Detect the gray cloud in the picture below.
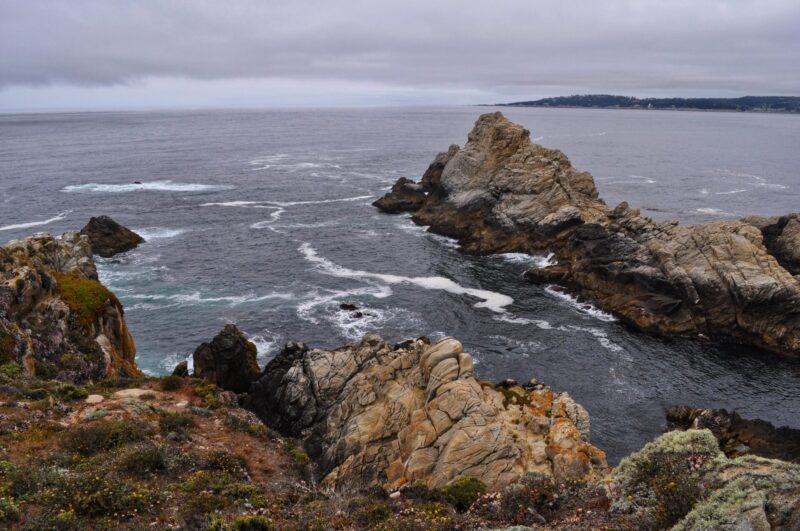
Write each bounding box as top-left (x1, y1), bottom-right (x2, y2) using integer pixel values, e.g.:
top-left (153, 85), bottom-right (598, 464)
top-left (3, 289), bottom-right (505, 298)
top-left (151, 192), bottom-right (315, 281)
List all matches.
top-left (1, 0), bottom-right (799, 107)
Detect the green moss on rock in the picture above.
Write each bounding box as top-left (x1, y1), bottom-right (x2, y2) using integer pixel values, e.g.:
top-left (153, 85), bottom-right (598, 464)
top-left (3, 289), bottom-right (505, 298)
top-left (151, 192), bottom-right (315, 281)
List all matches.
top-left (53, 272), bottom-right (119, 330)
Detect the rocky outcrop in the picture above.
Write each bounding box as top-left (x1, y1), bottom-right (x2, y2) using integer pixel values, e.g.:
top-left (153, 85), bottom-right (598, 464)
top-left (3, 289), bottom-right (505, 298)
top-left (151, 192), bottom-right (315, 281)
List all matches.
top-left (743, 213), bottom-right (800, 275)
top-left (610, 429), bottom-right (800, 530)
top-left (245, 335), bottom-right (607, 491)
top-left (0, 232), bottom-right (140, 381)
top-left (667, 405), bottom-right (800, 462)
top-left (375, 112), bottom-right (800, 356)
top-left (193, 324), bottom-right (260, 393)
top-left (80, 215), bottom-right (144, 257)
top-left (371, 177), bottom-right (427, 213)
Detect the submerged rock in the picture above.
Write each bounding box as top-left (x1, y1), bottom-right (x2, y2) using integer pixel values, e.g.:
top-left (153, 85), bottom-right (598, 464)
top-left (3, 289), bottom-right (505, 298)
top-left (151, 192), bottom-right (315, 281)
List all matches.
top-left (667, 405), bottom-right (800, 462)
top-left (0, 232), bottom-right (140, 381)
top-left (375, 111), bottom-right (800, 357)
top-left (193, 324), bottom-right (260, 393)
top-left (80, 215), bottom-right (144, 258)
top-left (245, 335), bottom-right (607, 490)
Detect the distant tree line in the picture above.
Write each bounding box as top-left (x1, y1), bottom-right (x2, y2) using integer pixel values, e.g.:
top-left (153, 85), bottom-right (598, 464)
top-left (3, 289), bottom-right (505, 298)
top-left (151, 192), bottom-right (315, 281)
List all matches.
top-left (499, 94), bottom-right (800, 113)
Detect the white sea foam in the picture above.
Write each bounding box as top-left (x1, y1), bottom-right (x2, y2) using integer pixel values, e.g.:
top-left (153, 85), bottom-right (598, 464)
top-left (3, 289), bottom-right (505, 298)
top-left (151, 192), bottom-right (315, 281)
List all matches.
top-left (247, 331), bottom-right (281, 362)
top-left (498, 252), bottom-right (555, 268)
top-left (493, 314), bottom-right (554, 329)
top-left (715, 189), bottom-right (748, 195)
top-left (134, 228), bottom-right (187, 240)
top-left (62, 180), bottom-right (233, 193)
top-left (296, 285), bottom-right (393, 324)
top-left (300, 243), bottom-right (513, 313)
top-left (125, 290), bottom-right (293, 310)
top-left (544, 286), bottom-right (617, 322)
top-left (0, 211), bottom-right (70, 232)
top-left (695, 207), bottom-right (734, 217)
top-left (603, 175), bottom-right (657, 185)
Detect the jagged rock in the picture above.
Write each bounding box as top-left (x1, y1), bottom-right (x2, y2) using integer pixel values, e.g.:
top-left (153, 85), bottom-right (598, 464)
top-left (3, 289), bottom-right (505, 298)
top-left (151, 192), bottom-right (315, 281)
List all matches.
top-left (373, 177), bottom-right (427, 213)
top-left (193, 324), bottom-right (260, 393)
top-left (667, 405), bottom-right (800, 462)
top-left (172, 360), bottom-right (189, 377)
top-left (339, 302), bottom-right (358, 311)
top-left (80, 216), bottom-right (144, 258)
top-left (0, 232), bottom-right (140, 381)
top-left (744, 213), bottom-right (800, 275)
top-left (610, 429), bottom-right (800, 530)
top-left (375, 112), bottom-right (800, 356)
top-left (245, 335), bottom-right (607, 490)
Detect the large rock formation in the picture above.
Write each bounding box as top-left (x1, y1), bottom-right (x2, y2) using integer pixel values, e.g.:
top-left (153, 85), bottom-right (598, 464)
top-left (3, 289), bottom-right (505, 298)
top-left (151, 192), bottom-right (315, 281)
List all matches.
top-left (0, 232), bottom-right (140, 381)
top-left (667, 405), bottom-right (800, 463)
top-left (245, 335), bottom-right (607, 491)
top-left (80, 215), bottom-right (144, 257)
top-left (193, 324), bottom-right (260, 393)
top-left (375, 112), bottom-right (800, 356)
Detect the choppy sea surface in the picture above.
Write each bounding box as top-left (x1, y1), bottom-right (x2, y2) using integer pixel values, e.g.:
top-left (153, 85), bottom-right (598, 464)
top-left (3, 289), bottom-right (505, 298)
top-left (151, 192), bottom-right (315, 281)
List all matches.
top-left (1, 106), bottom-right (799, 463)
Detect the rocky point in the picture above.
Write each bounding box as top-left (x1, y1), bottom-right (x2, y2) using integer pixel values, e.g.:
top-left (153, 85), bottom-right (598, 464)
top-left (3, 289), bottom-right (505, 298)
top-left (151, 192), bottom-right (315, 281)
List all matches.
top-left (375, 112), bottom-right (800, 357)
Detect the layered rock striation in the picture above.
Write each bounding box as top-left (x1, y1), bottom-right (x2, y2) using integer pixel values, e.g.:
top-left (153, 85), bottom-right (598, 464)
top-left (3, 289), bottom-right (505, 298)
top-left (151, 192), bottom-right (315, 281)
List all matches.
top-left (0, 231), bottom-right (140, 381)
top-left (375, 112), bottom-right (800, 356)
top-left (245, 335), bottom-right (608, 491)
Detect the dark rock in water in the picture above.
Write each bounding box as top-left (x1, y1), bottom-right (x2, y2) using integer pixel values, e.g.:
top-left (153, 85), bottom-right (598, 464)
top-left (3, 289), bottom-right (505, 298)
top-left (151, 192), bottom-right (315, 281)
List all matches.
top-left (192, 324), bottom-right (260, 393)
top-left (133, 181), bottom-right (142, 184)
top-left (375, 111), bottom-right (800, 357)
top-left (80, 216), bottom-right (144, 258)
top-left (667, 405), bottom-right (800, 462)
top-left (351, 311), bottom-right (363, 318)
top-left (373, 177), bottom-right (427, 213)
top-left (339, 302), bottom-right (358, 311)
top-left (172, 360), bottom-right (189, 377)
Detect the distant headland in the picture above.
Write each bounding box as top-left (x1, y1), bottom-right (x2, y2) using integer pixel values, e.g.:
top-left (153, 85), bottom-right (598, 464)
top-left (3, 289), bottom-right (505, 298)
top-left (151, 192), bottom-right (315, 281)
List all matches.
top-left (492, 94), bottom-right (800, 113)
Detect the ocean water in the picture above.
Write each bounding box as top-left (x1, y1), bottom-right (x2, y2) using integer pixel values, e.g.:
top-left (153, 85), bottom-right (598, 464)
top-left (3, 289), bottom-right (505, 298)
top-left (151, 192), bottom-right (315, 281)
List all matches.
top-left (1, 106), bottom-right (799, 463)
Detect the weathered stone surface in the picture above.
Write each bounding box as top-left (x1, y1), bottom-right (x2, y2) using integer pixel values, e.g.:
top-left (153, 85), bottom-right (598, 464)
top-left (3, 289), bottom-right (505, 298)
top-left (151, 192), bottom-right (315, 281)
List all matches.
top-left (193, 324), bottom-right (260, 393)
top-left (667, 405), bottom-right (800, 462)
top-left (374, 112), bottom-right (800, 356)
top-left (80, 216), bottom-right (144, 258)
top-left (246, 335), bottom-right (607, 490)
top-left (0, 231), bottom-right (140, 381)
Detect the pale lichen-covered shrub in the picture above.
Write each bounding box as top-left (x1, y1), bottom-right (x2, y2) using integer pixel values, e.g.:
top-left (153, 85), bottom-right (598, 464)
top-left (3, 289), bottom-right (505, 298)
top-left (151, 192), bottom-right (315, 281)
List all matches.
top-left (673, 476), bottom-right (768, 531)
top-left (609, 429), bottom-right (724, 528)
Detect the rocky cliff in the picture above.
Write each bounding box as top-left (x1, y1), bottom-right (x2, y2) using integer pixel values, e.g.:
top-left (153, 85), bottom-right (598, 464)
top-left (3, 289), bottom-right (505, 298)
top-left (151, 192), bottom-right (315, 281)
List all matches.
top-left (246, 335), bottom-right (608, 491)
top-left (375, 112), bottom-right (800, 356)
top-left (0, 231), bottom-right (140, 381)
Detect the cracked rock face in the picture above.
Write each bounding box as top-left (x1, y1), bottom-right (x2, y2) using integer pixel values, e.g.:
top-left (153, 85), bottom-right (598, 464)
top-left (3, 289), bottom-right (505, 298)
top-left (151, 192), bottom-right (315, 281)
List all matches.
top-left (374, 112), bottom-right (800, 356)
top-left (193, 324), bottom-right (260, 393)
top-left (246, 335), bottom-right (607, 490)
top-left (0, 232), bottom-right (139, 381)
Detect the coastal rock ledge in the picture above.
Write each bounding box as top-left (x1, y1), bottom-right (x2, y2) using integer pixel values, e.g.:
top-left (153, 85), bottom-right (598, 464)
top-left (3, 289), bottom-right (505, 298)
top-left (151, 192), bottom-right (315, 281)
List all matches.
top-left (245, 335), bottom-right (608, 491)
top-left (376, 112), bottom-right (800, 356)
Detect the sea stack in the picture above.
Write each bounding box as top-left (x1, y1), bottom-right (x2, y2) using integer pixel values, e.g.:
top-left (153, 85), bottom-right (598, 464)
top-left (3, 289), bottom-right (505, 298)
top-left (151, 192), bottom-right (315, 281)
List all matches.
top-left (80, 215), bottom-right (145, 257)
top-left (375, 112), bottom-right (800, 357)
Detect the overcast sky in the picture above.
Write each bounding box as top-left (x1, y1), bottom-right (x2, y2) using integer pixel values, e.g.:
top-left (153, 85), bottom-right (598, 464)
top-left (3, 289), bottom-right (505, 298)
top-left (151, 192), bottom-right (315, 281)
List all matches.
top-left (1, 0), bottom-right (798, 111)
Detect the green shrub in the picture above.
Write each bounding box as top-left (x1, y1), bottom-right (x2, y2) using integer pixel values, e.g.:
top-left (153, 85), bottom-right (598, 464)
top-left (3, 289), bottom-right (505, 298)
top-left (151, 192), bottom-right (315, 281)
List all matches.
top-left (0, 496), bottom-right (20, 523)
top-left (158, 410), bottom-right (196, 434)
top-left (117, 444), bottom-right (167, 475)
top-left (0, 362), bottom-right (21, 380)
top-left (55, 383), bottom-right (89, 401)
top-left (443, 476), bottom-right (486, 512)
top-left (44, 472), bottom-right (155, 518)
top-left (159, 375), bottom-right (183, 391)
top-left (500, 472), bottom-right (556, 524)
top-left (290, 448), bottom-right (310, 465)
top-left (228, 515), bottom-right (275, 530)
top-left (205, 450), bottom-right (248, 475)
top-left (24, 509), bottom-right (80, 530)
top-left (194, 382), bottom-right (221, 408)
top-left (61, 420), bottom-right (148, 456)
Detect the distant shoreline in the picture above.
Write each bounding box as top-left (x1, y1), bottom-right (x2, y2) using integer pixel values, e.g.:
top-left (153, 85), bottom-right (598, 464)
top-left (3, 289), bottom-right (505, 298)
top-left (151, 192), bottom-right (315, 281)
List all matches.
top-left (484, 104), bottom-right (799, 115)
top-left (486, 94), bottom-right (800, 114)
